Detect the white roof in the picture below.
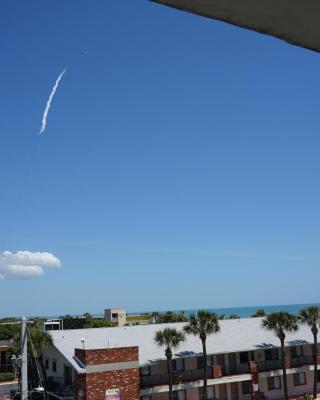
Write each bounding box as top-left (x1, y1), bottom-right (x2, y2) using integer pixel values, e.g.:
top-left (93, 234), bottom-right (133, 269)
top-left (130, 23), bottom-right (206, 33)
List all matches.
top-left (49, 317), bottom-right (314, 373)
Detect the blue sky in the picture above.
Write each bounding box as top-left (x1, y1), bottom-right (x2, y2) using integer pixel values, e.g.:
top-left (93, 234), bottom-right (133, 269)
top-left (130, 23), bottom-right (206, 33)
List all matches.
top-left (1, 0), bottom-right (320, 317)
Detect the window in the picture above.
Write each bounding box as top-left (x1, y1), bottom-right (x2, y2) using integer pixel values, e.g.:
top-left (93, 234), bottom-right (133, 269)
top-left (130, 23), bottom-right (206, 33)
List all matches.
top-left (291, 346), bottom-right (304, 358)
top-left (52, 359), bottom-right (57, 373)
top-left (141, 366), bottom-right (151, 376)
top-left (240, 352), bottom-right (249, 364)
top-left (172, 391), bottom-right (186, 400)
top-left (267, 376), bottom-right (282, 391)
top-left (45, 358), bottom-right (49, 370)
top-left (293, 373), bottom-right (307, 386)
top-left (199, 387), bottom-right (214, 400)
top-left (265, 348), bottom-right (278, 361)
top-left (197, 356), bottom-right (213, 369)
top-left (206, 356), bottom-right (213, 367)
top-left (242, 381), bottom-right (251, 395)
top-left (173, 358), bottom-right (185, 371)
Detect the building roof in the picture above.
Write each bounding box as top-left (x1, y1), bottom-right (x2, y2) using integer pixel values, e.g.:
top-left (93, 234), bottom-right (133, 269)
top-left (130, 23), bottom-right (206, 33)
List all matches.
top-left (49, 317), bottom-right (315, 373)
top-left (0, 339), bottom-right (13, 348)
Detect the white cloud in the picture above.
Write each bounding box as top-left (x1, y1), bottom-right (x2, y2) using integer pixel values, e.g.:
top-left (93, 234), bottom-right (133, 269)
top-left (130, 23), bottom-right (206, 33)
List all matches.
top-left (0, 251), bottom-right (62, 279)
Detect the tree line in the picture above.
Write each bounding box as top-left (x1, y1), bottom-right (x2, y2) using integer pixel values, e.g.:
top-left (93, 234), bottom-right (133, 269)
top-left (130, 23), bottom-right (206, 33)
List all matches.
top-left (0, 308), bottom-right (267, 341)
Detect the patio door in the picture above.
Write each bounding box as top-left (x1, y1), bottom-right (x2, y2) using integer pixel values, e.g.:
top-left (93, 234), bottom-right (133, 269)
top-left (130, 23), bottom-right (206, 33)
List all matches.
top-left (64, 365), bottom-right (73, 386)
top-left (228, 353), bottom-right (237, 374)
top-left (231, 382), bottom-right (239, 400)
top-left (217, 354), bottom-right (225, 375)
top-left (219, 384), bottom-right (228, 400)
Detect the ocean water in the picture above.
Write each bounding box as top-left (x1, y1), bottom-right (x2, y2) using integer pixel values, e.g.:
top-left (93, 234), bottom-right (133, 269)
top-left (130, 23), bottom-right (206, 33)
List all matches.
top-left (176, 303), bottom-right (320, 318)
top-left (39, 303), bottom-right (320, 320)
top-left (129, 303), bottom-right (320, 318)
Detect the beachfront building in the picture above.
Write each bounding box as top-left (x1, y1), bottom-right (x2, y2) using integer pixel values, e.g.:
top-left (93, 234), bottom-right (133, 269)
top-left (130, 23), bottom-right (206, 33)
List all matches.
top-left (43, 318), bottom-right (320, 400)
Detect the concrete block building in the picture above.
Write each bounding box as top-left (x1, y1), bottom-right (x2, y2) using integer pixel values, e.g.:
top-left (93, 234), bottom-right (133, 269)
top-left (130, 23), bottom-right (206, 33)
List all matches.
top-left (43, 318), bottom-right (320, 400)
top-left (104, 309), bottom-right (127, 327)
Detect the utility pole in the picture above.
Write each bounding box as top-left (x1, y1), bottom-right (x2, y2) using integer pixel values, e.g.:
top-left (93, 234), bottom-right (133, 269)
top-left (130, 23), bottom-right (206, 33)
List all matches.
top-left (21, 316), bottom-right (28, 400)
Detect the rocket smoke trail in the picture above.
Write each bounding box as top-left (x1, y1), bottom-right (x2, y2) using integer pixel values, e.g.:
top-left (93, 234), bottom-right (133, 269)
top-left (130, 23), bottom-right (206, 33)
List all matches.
top-left (39, 69), bottom-right (66, 135)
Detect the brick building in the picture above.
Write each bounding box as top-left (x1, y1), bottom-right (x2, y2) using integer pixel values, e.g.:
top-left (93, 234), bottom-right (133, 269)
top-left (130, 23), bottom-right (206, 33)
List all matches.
top-left (44, 318), bottom-right (320, 400)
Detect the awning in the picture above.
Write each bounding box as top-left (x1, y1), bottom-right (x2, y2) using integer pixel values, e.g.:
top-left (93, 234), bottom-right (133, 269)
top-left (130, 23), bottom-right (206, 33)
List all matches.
top-left (151, 0), bottom-right (320, 53)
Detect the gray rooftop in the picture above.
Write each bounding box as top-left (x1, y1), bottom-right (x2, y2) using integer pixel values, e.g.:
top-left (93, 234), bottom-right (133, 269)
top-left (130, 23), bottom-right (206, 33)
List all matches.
top-left (49, 317), bottom-right (315, 373)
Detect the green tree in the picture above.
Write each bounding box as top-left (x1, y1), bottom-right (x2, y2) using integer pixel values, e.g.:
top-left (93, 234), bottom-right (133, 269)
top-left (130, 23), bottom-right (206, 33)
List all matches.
top-left (84, 318), bottom-right (115, 328)
top-left (154, 328), bottom-right (185, 400)
top-left (251, 308), bottom-right (266, 318)
top-left (156, 311), bottom-right (188, 324)
top-left (0, 318), bottom-right (21, 342)
top-left (262, 312), bottom-right (298, 400)
top-left (184, 311), bottom-right (220, 400)
top-left (299, 306), bottom-right (320, 399)
top-left (29, 322), bottom-right (53, 385)
top-left (228, 314), bottom-right (240, 320)
top-left (12, 321), bottom-right (53, 387)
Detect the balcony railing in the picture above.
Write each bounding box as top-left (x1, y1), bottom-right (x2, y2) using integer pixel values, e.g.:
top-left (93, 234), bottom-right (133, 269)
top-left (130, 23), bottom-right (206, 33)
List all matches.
top-left (141, 367), bottom-right (218, 388)
top-left (290, 355), bottom-right (314, 368)
top-left (227, 363), bottom-right (250, 375)
top-left (141, 373), bottom-right (169, 387)
top-left (181, 367), bottom-right (213, 382)
top-left (257, 355), bottom-right (315, 372)
top-left (256, 360), bottom-right (282, 372)
top-left (141, 355), bottom-right (317, 389)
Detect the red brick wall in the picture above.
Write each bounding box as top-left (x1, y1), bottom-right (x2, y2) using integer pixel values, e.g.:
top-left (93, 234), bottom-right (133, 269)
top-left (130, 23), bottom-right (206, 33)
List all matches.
top-left (75, 347), bottom-right (139, 366)
top-left (74, 347), bottom-right (140, 400)
top-left (84, 368), bottom-right (140, 400)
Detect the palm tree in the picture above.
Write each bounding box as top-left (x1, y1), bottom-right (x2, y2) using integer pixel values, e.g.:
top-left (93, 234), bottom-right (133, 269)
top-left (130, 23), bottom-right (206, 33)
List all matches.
top-left (184, 310), bottom-right (220, 400)
top-left (262, 312), bottom-right (298, 400)
top-left (154, 328), bottom-right (185, 400)
top-left (251, 308), bottom-right (266, 318)
top-left (299, 306), bottom-right (320, 399)
top-left (12, 321), bottom-right (53, 387)
top-left (28, 322), bottom-right (53, 385)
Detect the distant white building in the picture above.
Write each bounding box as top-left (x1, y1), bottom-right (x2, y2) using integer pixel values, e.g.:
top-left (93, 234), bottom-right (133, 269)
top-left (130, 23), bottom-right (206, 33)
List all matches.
top-left (43, 319), bottom-right (63, 331)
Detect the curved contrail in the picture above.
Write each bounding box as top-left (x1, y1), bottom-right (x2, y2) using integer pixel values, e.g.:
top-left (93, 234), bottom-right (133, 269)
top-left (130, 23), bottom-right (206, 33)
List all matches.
top-left (39, 68), bottom-right (66, 135)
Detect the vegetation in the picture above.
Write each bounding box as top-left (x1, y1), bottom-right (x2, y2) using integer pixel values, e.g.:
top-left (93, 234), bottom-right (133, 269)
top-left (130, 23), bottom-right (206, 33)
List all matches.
top-left (154, 311), bottom-right (188, 324)
top-left (184, 310), bottom-right (220, 400)
top-left (262, 312), bottom-right (298, 400)
top-left (227, 314), bottom-right (240, 319)
top-left (61, 313), bottom-right (115, 329)
top-left (299, 306), bottom-right (320, 399)
top-left (0, 318), bottom-right (20, 340)
top-left (11, 320), bottom-right (53, 388)
top-left (154, 328), bottom-right (185, 400)
top-left (251, 308), bottom-right (266, 318)
top-left (126, 315), bottom-right (151, 322)
top-left (0, 372), bottom-right (14, 382)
